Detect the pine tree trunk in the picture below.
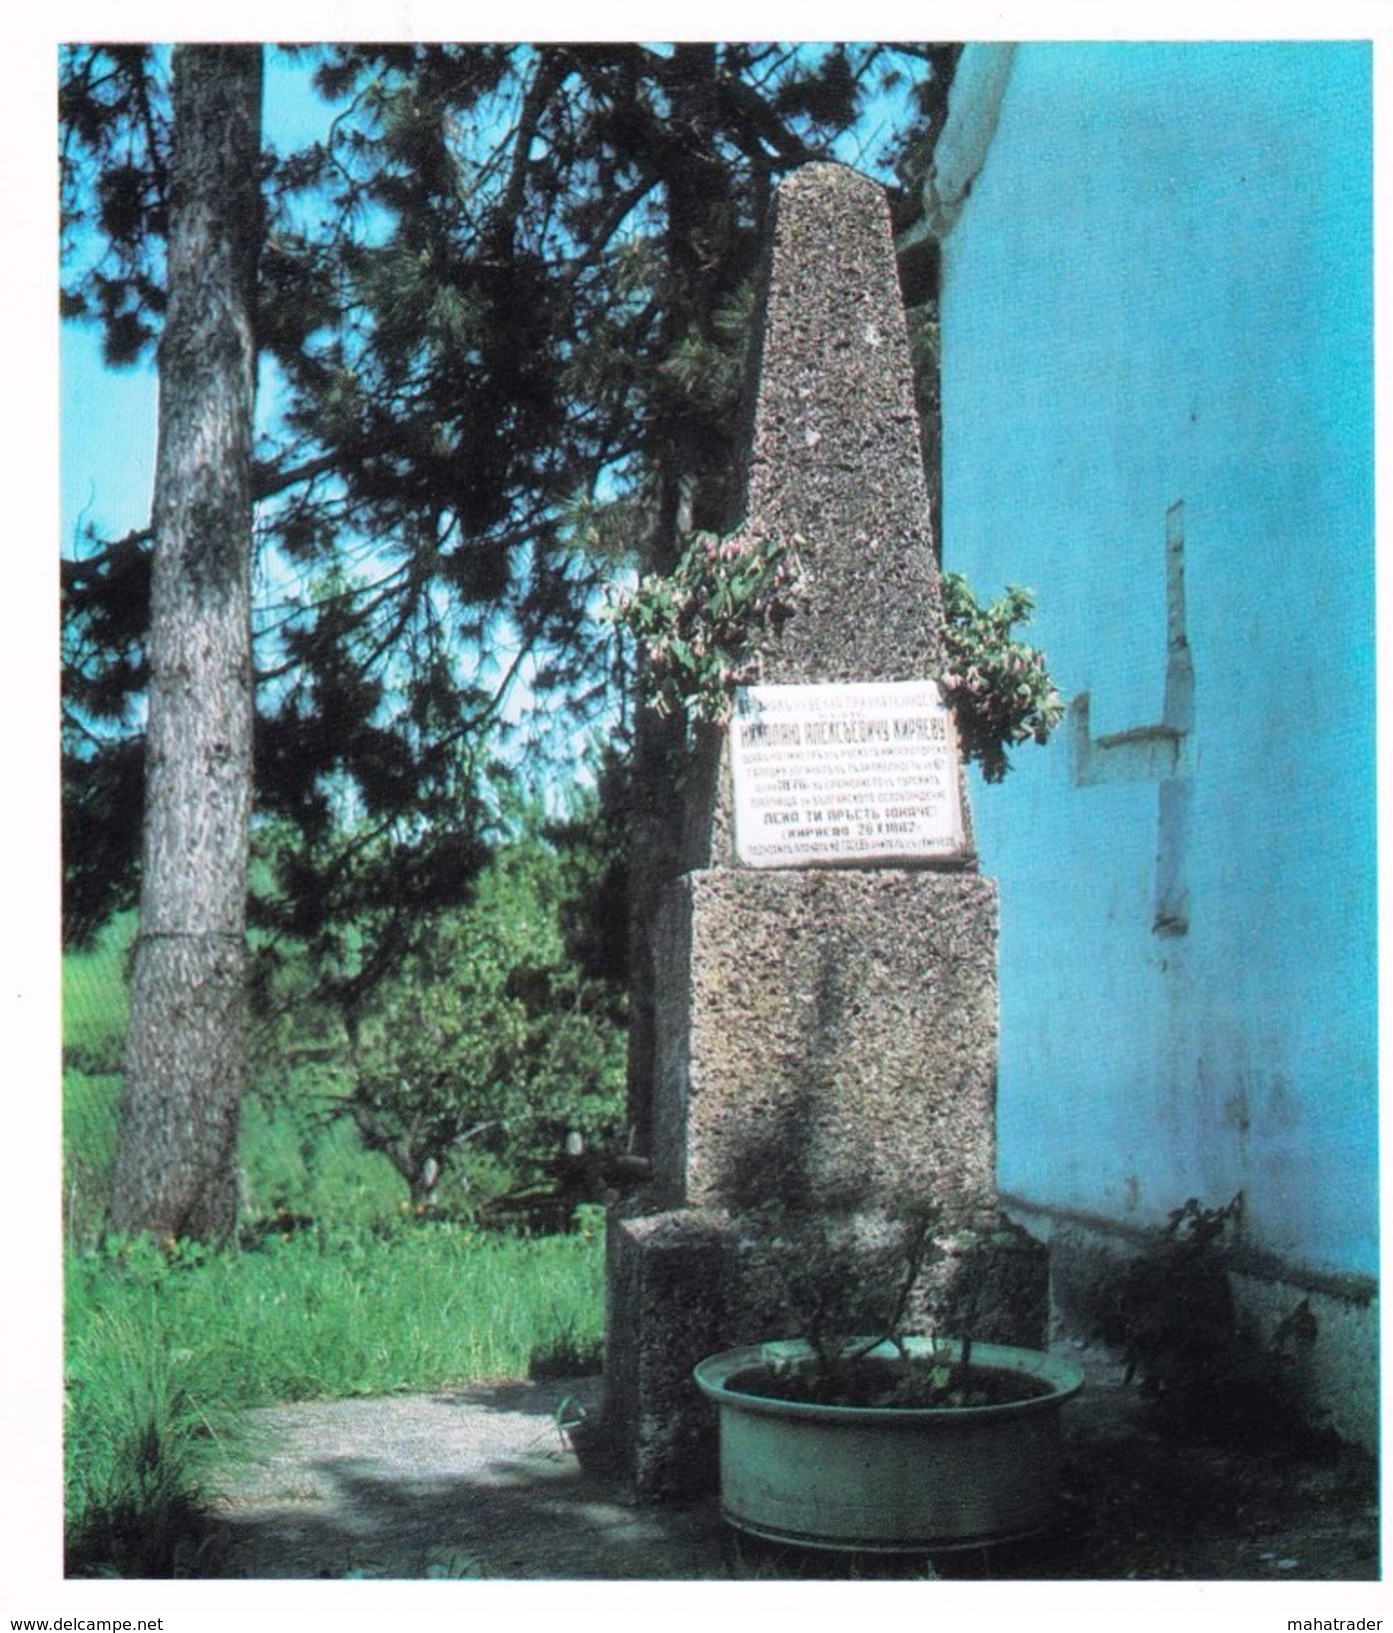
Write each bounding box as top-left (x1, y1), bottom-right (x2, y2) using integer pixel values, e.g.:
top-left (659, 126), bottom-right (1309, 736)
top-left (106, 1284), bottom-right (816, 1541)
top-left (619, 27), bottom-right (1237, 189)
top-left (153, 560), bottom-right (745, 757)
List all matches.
top-left (109, 45), bottom-right (262, 1241)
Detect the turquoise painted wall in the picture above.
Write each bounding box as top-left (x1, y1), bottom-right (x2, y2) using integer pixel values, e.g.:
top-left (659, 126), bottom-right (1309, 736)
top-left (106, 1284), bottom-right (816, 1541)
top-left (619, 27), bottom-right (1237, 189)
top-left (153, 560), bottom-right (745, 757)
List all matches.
top-left (940, 43), bottom-right (1375, 1280)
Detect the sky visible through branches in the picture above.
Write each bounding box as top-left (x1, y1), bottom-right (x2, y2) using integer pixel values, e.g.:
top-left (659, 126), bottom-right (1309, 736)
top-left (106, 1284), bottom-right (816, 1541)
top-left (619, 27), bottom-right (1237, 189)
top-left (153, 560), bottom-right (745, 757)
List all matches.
top-left (59, 42), bottom-right (933, 805)
top-left (61, 41), bottom-right (923, 560)
top-left (62, 48), bottom-right (346, 549)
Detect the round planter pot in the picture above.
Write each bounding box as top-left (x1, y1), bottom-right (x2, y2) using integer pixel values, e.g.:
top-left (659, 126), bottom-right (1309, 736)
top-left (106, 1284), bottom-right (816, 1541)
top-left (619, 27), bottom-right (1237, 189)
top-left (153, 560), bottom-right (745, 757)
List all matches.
top-left (693, 1337), bottom-right (1084, 1553)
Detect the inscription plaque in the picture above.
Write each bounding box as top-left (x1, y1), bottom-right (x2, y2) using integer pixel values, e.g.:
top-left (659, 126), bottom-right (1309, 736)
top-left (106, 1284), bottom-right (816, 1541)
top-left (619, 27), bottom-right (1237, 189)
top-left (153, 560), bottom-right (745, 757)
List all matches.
top-left (730, 681), bottom-right (966, 868)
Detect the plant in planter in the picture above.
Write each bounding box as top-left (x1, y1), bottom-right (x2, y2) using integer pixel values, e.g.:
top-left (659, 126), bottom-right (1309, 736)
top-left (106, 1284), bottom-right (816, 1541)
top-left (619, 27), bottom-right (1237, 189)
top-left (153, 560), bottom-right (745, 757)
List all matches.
top-left (693, 1205), bottom-right (1085, 1554)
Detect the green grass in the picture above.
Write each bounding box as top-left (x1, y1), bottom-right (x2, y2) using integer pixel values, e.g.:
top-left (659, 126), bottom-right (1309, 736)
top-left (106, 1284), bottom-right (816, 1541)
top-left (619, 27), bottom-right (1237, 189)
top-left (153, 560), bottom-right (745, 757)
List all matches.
top-left (62, 916), bottom-right (134, 1253)
top-left (63, 1070), bottom-right (124, 1252)
top-left (65, 1291), bottom-right (242, 1577)
top-left (62, 911), bottom-right (135, 1075)
top-left (67, 1216), bottom-right (606, 1404)
top-left (65, 1220), bottom-right (606, 1573)
top-left (62, 916), bottom-right (609, 1575)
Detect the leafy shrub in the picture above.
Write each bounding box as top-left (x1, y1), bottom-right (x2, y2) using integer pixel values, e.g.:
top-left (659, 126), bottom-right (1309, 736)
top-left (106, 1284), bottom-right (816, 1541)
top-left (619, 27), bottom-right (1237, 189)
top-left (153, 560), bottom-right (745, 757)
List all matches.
top-left (321, 836), bottom-right (625, 1208)
top-left (236, 1095), bottom-right (409, 1234)
top-left (612, 520), bottom-right (803, 724)
top-left (1116, 1195), bottom-right (1328, 1449)
top-left (247, 807), bottom-right (628, 1212)
top-left (1119, 1195), bottom-right (1244, 1403)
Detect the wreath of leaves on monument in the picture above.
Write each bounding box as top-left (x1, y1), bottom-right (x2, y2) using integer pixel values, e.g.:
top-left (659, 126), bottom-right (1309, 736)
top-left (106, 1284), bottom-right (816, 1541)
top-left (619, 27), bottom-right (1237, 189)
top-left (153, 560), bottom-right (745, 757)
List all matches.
top-left (938, 572), bottom-right (1067, 783)
top-left (615, 533), bottom-right (1065, 778)
top-left (610, 521), bottom-right (805, 724)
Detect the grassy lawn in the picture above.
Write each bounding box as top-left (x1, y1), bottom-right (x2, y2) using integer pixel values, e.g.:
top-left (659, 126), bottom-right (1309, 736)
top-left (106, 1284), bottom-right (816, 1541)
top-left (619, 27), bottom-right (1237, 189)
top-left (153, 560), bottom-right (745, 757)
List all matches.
top-left (65, 1215), bottom-right (606, 1574)
top-left (62, 922), bottom-right (608, 1575)
top-left (61, 911), bottom-right (134, 1074)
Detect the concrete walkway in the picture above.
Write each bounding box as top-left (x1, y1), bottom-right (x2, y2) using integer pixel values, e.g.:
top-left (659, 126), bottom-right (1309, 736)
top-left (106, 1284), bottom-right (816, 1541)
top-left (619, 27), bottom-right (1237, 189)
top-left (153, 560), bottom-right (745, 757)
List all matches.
top-left (203, 1351), bottom-right (1378, 1581)
top-left (207, 1376), bottom-right (728, 1579)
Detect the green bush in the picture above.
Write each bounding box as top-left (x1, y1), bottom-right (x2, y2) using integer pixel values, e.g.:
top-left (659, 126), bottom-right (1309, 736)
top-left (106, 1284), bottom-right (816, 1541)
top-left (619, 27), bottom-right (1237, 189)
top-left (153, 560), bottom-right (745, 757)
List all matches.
top-left (236, 1095), bottom-right (409, 1233)
top-left (251, 828), bottom-right (627, 1211)
top-left (612, 520), bottom-right (804, 723)
top-left (939, 574), bottom-right (1066, 784)
top-left (614, 533), bottom-right (1065, 783)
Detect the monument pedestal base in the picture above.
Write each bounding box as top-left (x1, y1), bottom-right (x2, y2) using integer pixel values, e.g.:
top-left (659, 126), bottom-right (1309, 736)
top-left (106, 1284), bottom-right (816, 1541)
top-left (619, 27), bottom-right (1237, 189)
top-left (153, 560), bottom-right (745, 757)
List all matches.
top-left (601, 1208), bottom-right (733, 1499)
top-left (601, 1203), bottom-right (1050, 1499)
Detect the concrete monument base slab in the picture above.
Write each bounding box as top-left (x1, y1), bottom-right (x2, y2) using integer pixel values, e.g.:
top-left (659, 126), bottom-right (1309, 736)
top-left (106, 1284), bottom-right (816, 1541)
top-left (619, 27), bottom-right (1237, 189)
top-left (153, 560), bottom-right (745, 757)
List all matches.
top-left (603, 1202), bottom-right (1048, 1499)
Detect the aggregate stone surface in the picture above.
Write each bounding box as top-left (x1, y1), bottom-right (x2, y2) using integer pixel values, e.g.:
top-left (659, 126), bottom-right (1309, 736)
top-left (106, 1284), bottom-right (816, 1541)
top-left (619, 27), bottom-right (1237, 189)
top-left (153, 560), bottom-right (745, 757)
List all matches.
top-left (201, 1348), bottom-right (1379, 1582)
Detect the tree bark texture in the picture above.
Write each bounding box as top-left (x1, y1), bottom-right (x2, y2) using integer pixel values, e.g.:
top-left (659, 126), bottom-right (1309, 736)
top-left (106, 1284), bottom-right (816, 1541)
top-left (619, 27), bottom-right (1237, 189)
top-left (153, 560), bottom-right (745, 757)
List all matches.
top-left (110, 45), bottom-right (262, 1240)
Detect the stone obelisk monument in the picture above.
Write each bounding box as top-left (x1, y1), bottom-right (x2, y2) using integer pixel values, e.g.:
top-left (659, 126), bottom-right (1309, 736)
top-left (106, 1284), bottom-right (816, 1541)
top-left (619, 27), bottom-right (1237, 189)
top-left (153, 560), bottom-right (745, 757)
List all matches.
top-left (602, 163), bottom-right (1044, 1498)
